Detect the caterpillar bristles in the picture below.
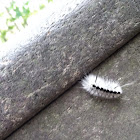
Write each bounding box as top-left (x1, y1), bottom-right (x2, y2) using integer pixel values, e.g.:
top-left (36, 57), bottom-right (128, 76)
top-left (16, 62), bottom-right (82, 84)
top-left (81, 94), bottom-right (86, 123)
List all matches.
top-left (81, 74), bottom-right (122, 99)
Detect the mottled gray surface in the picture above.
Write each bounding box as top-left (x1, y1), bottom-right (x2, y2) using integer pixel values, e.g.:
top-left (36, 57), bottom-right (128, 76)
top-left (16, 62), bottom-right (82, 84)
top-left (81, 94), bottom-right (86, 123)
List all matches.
top-left (6, 33), bottom-right (140, 140)
top-left (1, 0), bottom-right (140, 139)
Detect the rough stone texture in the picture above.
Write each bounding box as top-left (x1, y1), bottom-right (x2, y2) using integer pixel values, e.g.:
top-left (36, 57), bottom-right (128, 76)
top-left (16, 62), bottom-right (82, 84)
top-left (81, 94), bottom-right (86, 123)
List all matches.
top-left (6, 33), bottom-right (140, 140)
top-left (1, 0), bottom-right (140, 139)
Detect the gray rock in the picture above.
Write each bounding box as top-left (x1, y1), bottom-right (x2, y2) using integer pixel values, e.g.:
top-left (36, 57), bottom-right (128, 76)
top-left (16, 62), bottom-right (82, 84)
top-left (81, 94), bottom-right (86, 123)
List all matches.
top-left (1, 0), bottom-right (140, 139)
top-left (6, 33), bottom-right (140, 140)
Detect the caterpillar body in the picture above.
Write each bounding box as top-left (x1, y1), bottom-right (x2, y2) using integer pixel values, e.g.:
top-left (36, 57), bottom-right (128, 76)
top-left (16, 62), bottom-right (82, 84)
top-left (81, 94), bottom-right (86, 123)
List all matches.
top-left (81, 74), bottom-right (122, 99)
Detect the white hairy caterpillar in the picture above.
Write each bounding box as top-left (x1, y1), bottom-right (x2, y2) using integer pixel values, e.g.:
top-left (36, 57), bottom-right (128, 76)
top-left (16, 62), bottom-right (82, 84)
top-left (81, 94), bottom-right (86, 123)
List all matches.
top-left (81, 74), bottom-right (122, 99)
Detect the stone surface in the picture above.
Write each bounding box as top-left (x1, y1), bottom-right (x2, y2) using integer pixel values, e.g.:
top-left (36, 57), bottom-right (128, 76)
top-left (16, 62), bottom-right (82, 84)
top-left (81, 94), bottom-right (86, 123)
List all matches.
top-left (6, 33), bottom-right (140, 140)
top-left (1, 0), bottom-right (140, 139)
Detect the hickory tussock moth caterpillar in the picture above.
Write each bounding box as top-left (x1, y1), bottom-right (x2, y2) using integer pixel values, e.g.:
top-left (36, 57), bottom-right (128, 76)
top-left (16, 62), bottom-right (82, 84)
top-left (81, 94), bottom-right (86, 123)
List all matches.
top-left (81, 74), bottom-right (122, 99)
